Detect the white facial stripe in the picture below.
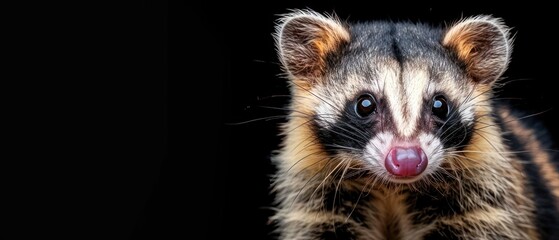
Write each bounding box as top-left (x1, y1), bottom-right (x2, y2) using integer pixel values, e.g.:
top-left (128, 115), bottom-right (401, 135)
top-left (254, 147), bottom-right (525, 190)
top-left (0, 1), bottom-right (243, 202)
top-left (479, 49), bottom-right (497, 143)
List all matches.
top-left (314, 73), bottom-right (384, 128)
top-left (458, 96), bottom-right (475, 123)
top-left (384, 65), bottom-right (430, 137)
top-left (402, 68), bottom-right (429, 137)
top-left (341, 73), bottom-right (384, 101)
top-left (381, 65), bottom-right (406, 134)
top-left (418, 132), bottom-right (443, 175)
top-left (315, 100), bottom-right (336, 126)
top-left (364, 131), bottom-right (394, 168)
top-left (314, 86), bottom-right (340, 127)
top-left (440, 75), bottom-right (476, 126)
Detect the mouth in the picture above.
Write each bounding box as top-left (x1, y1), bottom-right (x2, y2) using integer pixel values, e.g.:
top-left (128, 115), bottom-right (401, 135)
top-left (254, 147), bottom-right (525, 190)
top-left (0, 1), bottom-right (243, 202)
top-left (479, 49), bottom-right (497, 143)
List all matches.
top-left (386, 174), bottom-right (424, 184)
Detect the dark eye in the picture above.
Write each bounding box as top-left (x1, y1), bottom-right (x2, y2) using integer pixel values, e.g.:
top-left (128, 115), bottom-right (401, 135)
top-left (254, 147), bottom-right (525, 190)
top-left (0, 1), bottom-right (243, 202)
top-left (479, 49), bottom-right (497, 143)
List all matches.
top-left (432, 95), bottom-right (449, 120)
top-left (355, 94), bottom-right (377, 118)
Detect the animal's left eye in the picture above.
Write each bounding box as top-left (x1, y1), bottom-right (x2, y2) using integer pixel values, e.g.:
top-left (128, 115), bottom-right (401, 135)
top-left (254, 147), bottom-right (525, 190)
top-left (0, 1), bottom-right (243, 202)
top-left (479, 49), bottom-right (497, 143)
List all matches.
top-left (432, 95), bottom-right (449, 120)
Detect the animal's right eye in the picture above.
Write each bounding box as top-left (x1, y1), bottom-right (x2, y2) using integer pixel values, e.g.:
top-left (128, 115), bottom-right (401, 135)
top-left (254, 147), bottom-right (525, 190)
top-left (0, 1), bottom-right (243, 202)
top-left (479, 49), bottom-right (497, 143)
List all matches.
top-left (355, 94), bottom-right (377, 118)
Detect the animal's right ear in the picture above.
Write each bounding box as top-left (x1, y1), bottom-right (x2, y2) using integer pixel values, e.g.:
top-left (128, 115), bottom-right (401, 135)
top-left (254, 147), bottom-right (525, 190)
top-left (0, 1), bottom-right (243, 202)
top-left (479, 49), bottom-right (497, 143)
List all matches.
top-left (275, 10), bottom-right (350, 87)
top-left (443, 16), bottom-right (512, 85)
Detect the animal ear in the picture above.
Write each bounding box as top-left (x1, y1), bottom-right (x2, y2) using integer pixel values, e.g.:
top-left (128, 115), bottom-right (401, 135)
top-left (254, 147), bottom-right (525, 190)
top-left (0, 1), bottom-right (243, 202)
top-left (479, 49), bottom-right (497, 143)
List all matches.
top-left (275, 10), bottom-right (350, 86)
top-left (443, 16), bottom-right (512, 85)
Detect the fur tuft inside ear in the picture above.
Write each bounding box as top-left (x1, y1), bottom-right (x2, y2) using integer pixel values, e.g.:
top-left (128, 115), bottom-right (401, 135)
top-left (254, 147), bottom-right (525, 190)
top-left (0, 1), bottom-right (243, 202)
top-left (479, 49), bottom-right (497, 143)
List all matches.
top-left (275, 9), bottom-right (350, 85)
top-left (443, 16), bottom-right (512, 85)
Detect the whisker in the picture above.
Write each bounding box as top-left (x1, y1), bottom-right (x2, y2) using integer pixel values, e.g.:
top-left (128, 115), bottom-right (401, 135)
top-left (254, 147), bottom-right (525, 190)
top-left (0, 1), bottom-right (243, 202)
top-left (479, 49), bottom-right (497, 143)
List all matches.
top-left (225, 116), bottom-right (288, 125)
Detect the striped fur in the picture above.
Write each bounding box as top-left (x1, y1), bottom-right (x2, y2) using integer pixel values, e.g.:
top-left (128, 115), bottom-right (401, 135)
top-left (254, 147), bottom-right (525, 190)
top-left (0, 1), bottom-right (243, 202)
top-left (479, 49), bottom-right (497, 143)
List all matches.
top-left (270, 9), bottom-right (559, 239)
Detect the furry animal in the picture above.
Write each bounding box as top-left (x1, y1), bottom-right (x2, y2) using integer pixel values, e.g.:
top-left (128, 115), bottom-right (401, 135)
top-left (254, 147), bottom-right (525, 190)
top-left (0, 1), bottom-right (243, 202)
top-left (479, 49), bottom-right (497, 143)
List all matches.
top-left (269, 9), bottom-right (559, 239)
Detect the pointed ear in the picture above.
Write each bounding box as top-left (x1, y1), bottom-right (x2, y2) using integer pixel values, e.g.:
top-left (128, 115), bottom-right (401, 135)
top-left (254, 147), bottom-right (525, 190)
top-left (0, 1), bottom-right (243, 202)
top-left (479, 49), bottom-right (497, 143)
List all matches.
top-left (443, 16), bottom-right (512, 85)
top-left (275, 10), bottom-right (350, 85)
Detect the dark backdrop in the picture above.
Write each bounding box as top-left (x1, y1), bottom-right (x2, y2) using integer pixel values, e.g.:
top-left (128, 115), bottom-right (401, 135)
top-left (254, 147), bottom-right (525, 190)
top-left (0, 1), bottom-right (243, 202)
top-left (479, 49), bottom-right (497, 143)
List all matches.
top-left (32, 2), bottom-right (559, 240)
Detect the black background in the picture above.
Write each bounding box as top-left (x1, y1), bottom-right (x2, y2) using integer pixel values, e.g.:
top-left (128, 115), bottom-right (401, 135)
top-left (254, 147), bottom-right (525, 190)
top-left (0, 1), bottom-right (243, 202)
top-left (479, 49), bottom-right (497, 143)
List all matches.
top-left (21, 2), bottom-right (559, 240)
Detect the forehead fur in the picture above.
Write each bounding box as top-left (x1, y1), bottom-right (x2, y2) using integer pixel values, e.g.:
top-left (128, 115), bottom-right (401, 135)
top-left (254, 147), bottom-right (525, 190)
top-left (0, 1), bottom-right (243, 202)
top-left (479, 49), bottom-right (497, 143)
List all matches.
top-left (313, 22), bottom-right (473, 115)
top-left (347, 22), bottom-right (445, 59)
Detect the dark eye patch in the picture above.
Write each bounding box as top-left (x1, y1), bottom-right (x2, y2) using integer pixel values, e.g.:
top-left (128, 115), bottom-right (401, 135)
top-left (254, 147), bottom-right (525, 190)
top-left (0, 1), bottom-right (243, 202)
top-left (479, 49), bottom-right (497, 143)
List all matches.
top-left (314, 93), bottom-right (379, 155)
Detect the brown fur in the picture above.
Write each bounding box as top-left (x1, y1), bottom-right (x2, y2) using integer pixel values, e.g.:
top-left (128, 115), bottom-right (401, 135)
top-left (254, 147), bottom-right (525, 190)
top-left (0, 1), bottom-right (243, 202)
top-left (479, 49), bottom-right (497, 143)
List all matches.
top-left (500, 108), bottom-right (559, 206)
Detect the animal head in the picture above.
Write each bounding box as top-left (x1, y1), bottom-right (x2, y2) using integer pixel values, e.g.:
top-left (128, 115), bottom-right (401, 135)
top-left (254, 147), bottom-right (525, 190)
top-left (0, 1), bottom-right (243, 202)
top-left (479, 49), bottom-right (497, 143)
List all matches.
top-left (275, 9), bottom-right (512, 184)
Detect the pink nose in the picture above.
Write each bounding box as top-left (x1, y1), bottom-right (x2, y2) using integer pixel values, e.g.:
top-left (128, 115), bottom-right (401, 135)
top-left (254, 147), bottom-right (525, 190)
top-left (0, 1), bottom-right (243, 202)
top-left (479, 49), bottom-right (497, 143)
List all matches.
top-left (385, 146), bottom-right (428, 177)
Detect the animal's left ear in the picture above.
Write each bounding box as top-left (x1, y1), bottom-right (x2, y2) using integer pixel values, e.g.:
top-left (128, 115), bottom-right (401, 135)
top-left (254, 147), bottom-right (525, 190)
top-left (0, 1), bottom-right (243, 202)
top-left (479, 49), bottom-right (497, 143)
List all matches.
top-left (443, 16), bottom-right (512, 85)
